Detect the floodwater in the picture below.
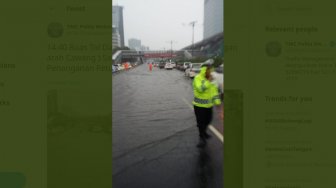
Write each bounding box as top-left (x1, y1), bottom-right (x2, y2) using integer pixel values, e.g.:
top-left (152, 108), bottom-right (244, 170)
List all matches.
top-left (112, 63), bottom-right (223, 188)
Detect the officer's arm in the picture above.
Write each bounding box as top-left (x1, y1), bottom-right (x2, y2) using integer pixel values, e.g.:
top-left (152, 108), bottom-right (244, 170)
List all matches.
top-left (211, 85), bottom-right (221, 105)
top-left (194, 78), bottom-right (211, 93)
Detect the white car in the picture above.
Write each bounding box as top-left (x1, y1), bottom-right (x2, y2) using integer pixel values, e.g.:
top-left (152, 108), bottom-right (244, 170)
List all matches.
top-left (185, 63), bottom-right (202, 78)
top-left (171, 62), bottom-right (176, 68)
top-left (117, 64), bottom-right (124, 71)
top-left (183, 62), bottom-right (191, 71)
top-left (165, 62), bottom-right (173, 70)
top-left (211, 64), bottom-right (224, 98)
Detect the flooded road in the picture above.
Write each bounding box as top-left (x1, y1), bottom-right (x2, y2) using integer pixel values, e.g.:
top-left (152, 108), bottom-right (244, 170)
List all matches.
top-left (112, 64), bottom-right (223, 188)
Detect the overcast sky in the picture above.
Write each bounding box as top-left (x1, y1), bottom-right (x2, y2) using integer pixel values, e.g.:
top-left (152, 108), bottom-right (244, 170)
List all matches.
top-left (113, 0), bottom-right (204, 50)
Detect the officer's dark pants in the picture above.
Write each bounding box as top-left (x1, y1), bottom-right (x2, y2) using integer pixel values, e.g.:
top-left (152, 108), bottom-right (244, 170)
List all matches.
top-left (194, 105), bottom-right (213, 139)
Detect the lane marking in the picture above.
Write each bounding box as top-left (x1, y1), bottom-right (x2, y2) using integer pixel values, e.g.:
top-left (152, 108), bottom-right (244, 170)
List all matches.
top-left (182, 98), bottom-right (224, 143)
top-left (182, 98), bottom-right (192, 109)
top-left (209, 125), bottom-right (224, 143)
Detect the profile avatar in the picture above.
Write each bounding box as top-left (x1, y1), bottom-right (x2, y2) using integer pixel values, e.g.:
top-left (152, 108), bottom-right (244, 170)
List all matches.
top-left (265, 41), bottom-right (282, 57)
top-left (47, 22), bottom-right (64, 38)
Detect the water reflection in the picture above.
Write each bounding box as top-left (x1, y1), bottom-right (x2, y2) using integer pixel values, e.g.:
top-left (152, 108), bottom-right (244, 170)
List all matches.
top-left (196, 147), bottom-right (214, 188)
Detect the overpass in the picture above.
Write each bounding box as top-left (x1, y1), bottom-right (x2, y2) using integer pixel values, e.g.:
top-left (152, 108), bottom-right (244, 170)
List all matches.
top-left (112, 32), bottom-right (223, 64)
top-left (112, 50), bottom-right (185, 64)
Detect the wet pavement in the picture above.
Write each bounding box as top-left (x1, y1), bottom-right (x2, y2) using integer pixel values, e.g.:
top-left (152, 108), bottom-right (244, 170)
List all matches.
top-left (112, 64), bottom-right (223, 188)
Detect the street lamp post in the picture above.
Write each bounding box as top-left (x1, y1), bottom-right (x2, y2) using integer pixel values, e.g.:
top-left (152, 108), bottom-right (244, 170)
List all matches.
top-left (189, 21), bottom-right (197, 58)
top-left (166, 40), bottom-right (177, 61)
top-left (170, 40), bottom-right (173, 58)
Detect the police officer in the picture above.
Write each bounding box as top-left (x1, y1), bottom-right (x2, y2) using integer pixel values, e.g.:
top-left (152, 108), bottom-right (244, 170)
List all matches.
top-left (192, 64), bottom-right (221, 147)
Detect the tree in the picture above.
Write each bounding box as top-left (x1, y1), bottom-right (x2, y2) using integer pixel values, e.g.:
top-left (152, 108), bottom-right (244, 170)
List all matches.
top-left (189, 57), bottom-right (208, 63)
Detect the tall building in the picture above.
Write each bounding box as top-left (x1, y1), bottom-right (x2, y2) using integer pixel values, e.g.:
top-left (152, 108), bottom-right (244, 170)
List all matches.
top-left (141, 45), bottom-right (150, 51)
top-left (113, 6), bottom-right (125, 47)
top-left (203, 0), bottom-right (223, 39)
top-left (128, 38), bottom-right (141, 51)
top-left (112, 26), bottom-right (121, 48)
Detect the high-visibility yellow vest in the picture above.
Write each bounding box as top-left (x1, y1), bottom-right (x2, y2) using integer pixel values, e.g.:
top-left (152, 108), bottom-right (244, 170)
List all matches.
top-left (192, 67), bottom-right (221, 108)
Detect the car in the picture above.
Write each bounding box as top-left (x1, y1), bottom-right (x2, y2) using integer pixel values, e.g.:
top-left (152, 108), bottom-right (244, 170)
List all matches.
top-left (182, 62), bottom-right (191, 71)
top-left (171, 62), bottom-right (176, 68)
top-left (165, 62), bottom-right (173, 70)
top-left (127, 62), bottom-right (132, 68)
top-left (159, 62), bottom-right (165, 69)
top-left (185, 63), bottom-right (202, 78)
top-left (112, 65), bottom-right (118, 73)
top-left (211, 68), bottom-right (223, 98)
top-left (176, 63), bottom-right (183, 70)
top-left (117, 64), bottom-right (124, 71)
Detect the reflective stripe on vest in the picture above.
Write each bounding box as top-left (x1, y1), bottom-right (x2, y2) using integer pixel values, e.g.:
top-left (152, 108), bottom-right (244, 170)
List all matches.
top-left (194, 97), bottom-right (211, 104)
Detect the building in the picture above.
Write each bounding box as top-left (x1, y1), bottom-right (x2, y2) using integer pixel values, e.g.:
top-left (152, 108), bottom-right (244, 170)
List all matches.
top-left (113, 6), bottom-right (125, 47)
top-left (203, 0), bottom-right (223, 39)
top-left (112, 26), bottom-right (121, 48)
top-left (182, 32), bottom-right (223, 58)
top-left (141, 45), bottom-right (150, 51)
top-left (128, 38), bottom-right (141, 51)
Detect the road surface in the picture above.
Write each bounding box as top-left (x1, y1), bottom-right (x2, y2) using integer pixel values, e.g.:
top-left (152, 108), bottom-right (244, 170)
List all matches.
top-left (112, 64), bottom-right (223, 188)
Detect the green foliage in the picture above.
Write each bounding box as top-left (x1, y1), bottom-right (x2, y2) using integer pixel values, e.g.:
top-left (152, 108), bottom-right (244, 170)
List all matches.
top-left (189, 57), bottom-right (208, 63)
